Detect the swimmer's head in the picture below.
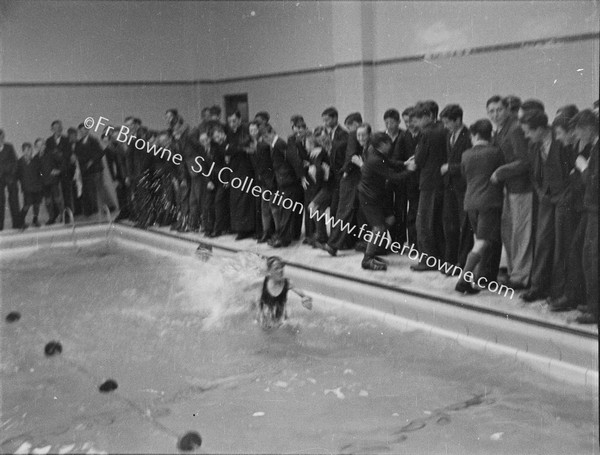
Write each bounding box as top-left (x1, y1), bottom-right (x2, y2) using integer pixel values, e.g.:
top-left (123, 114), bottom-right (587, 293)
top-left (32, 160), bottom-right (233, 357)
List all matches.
top-left (266, 256), bottom-right (285, 279)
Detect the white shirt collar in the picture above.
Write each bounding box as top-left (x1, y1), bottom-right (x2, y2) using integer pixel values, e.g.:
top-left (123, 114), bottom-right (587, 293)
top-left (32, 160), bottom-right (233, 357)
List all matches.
top-left (271, 135), bottom-right (279, 148)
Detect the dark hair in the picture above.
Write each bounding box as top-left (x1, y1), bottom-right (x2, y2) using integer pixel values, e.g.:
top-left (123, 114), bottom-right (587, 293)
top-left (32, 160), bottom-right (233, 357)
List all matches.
top-left (209, 124), bottom-right (225, 136)
top-left (357, 122), bottom-right (372, 135)
top-left (133, 118), bottom-right (142, 126)
top-left (486, 95), bottom-right (506, 108)
top-left (344, 112), bottom-right (363, 125)
top-left (249, 120), bottom-right (260, 128)
top-left (259, 124), bottom-right (275, 136)
top-left (412, 103), bottom-right (431, 119)
top-left (572, 109), bottom-right (599, 132)
top-left (504, 95), bottom-right (522, 114)
top-left (469, 119), bottom-right (493, 141)
top-left (555, 104), bottom-right (579, 121)
top-left (402, 107), bottom-right (414, 117)
top-left (290, 114), bottom-right (304, 124)
top-left (67, 127), bottom-right (77, 135)
top-left (321, 107), bottom-right (338, 119)
top-left (370, 131), bottom-right (392, 151)
top-left (138, 126), bottom-right (149, 139)
top-left (51, 120), bottom-right (62, 128)
top-left (440, 104), bottom-right (463, 122)
top-left (201, 107), bottom-right (210, 115)
top-left (266, 256), bottom-right (284, 270)
top-left (383, 109), bottom-right (400, 122)
top-left (520, 110), bottom-right (548, 130)
top-left (521, 99), bottom-right (545, 114)
top-left (166, 108), bottom-right (178, 117)
top-left (422, 100), bottom-right (439, 119)
top-left (77, 123), bottom-right (86, 130)
top-left (209, 105), bottom-right (221, 116)
top-left (34, 137), bottom-right (44, 146)
top-left (22, 142), bottom-right (32, 150)
top-left (228, 110), bottom-right (242, 119)
top-left (254, 111), bottom-right (270, 123)
top-left (551, 115), bottom-right (572, 132)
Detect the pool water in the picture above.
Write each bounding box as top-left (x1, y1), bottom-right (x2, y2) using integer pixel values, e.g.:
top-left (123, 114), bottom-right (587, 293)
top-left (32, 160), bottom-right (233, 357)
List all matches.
top-left (1, 242), bottom-right (597, 454)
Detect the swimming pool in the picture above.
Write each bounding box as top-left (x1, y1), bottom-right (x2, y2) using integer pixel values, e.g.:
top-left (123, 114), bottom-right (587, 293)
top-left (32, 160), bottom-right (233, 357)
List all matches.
top-left (1, 239), bottom-right (598, 454)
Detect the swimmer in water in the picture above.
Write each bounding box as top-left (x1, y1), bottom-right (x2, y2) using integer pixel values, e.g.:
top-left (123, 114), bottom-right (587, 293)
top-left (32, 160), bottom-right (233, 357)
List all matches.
top-left (255, 256), bottom-right (312, 329)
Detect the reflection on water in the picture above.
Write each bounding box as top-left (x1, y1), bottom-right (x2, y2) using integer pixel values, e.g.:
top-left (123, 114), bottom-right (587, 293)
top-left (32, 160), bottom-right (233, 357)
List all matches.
top-left (1, 242), bottom-right (597, 454)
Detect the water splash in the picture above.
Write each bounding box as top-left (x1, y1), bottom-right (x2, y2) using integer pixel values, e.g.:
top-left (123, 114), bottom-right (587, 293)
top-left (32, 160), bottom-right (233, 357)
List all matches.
top-left (174, 251), bottom-right (266, 329)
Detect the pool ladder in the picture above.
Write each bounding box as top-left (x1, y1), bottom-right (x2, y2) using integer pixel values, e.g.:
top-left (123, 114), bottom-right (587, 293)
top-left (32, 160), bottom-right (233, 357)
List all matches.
top-left (102, 204), bottom-right (116, 245)
top-left (62, 207), bottom-right (77, 248)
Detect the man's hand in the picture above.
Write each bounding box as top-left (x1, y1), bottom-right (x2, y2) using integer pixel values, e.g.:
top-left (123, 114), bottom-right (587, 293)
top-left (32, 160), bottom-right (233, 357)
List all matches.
top-left (490, 170), bottom-right (499, 184)
top-left (308, 164), bottom-right (317, 183)
top-left (405, 159), bottom-right (417, 172)
top-left (440, 163), bottom-right (449, 175)
top-left (575, 155), bottom-right (589, 173)
top-left (351, 155), bottom-right (364, 168)
top-left (322, 162), bottom-right (330, 181)
top-left (301, 176), bottom-right (309, 190)
top-left (207, 181), bottom-right (215, 191)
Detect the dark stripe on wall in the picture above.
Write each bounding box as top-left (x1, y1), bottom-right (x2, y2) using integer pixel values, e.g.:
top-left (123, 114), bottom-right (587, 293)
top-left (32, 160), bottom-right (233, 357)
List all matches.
top-left (1, 32), bottom-right (597, 88)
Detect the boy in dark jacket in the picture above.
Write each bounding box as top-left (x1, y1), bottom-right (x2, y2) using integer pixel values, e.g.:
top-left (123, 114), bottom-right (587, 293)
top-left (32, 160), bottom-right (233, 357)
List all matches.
top-left (17, 142), bottom-right (42, 227)
top-left (37, 137), bottom-right (64, 225)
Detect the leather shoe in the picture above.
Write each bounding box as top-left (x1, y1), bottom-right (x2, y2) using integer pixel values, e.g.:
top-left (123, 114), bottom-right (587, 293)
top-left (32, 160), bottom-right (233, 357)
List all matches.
top-left (455, 281), bottom-right (480, 294)
top-left (257, 234), bottom-right (271, 244)
top-left (235, 231), bottom-right (254, 241)
top-left (520, 290), bottom-right (547, 302)
top-left (575, 312), bottom-right (597, 324)
top-left (410, 262), bottom-right (437, 272)
top-left (316, 242), bottom-right (337, 256)
top-left (361, 258), bottom-right (387, 271)
top-left (442, 266), bottom-right (461, 277)
top-left (548, 295), bottom-right (576, 312)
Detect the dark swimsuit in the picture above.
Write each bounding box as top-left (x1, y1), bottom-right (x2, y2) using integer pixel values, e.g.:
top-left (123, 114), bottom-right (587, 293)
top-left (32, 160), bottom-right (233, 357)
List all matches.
top-left (260, 277), bottom-right (289, 321)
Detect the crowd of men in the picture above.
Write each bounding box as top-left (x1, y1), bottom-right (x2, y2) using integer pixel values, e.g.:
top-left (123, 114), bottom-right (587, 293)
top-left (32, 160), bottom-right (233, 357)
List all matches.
top-left (0, 97), bottom-right (597, 324)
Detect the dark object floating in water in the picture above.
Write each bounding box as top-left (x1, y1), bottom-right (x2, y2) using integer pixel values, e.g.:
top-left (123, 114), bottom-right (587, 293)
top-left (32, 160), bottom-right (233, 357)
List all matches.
top-left (99, 379), bottom-right (118, 393)
top-left (177, 431), bottom-right (202, 451)
top-left (6, 311), bottom-right (21, 322)
top-left (44, 341), bottom-right (62, 356)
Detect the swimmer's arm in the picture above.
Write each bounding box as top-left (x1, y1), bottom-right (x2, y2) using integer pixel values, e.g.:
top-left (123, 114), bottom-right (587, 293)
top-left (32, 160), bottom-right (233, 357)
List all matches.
top-left (289, 281), bottom-right (313, 310)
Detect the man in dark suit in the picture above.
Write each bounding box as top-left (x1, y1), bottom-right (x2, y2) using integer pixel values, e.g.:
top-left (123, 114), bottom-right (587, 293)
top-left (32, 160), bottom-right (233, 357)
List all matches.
top-left (0, 129), bottom-right (22, 229)
top-left (440, 104), bottom-right (473, 270)
top-left (399, 107), bottom-right (421, 247)
top-left (412, 101), bottom-right (446, 271)
top-left (287, 115), bottom-right (308, 241)
top-left (46, 120), bottom-right (75, 219)
top-left (572, 110), bottom-right (598, 324)
top-left (260, 125), bottom-right (306, 248)
top-left (488, 96), bottom-right (533, 289)
top-left (75, 123), bottom-right (104, 217)
top-left (519, 110), bottom-right (574, 305)
top-left (385, 108), bottom-right (407, 246)
top-left (322, 107), bottom-right (348, 219)
top-left (227, 110), bottom-right (255, 239)
top-left (323, 112), bottom-right (364, 254)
